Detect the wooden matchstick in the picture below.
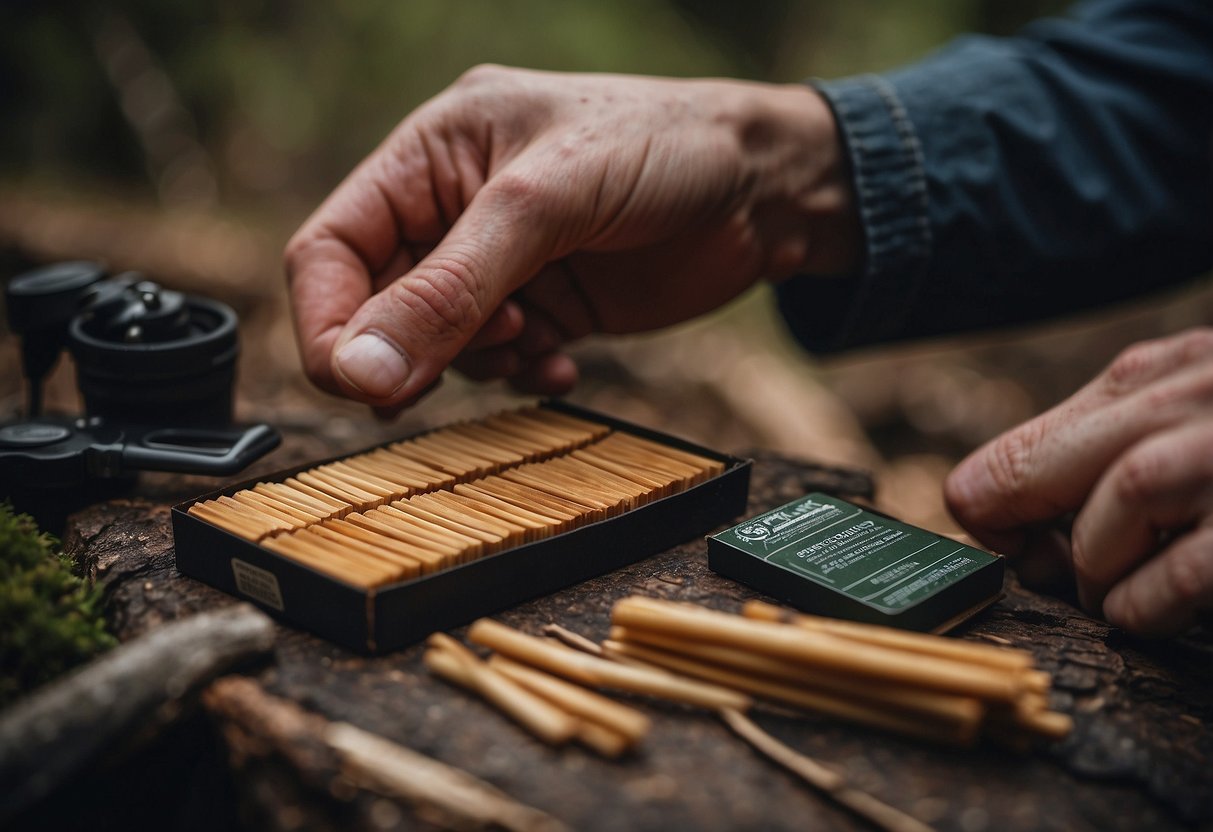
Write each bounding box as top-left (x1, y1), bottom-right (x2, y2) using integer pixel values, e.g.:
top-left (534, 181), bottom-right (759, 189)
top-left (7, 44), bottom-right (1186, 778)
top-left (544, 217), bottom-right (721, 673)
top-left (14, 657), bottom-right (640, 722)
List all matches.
top-left (319, 519), bottom-right (445, 574)
top-left (256, 482), bottom-right (345, 520)
top-left (468, 619), bottom-right (750, 712)
top-left (189, 407), bottom-right (730, 585)
top-left (424, 634), bottom-right (579, 746)
top-left (610, 626), bottom-right (984, 731)
top-left (743, 600), bottom-right (1034, 671)
top-left (217, 494), bottom-right (303, 532)
top-left (281, 478), bottom-right (354, 516)
top-left (613, 597), bottom-right (1023, 703)
top-left (604, 640), bottom-right (978, 746)
top-left (719, 709), bottom-right (937, 832)
top-left (232, 490), bottom-right (324, 524)
top-left (488, 655), bottom-right (651, 746)
top-left (573, 721), bottom-right (632, 758)
top-left (541, 624), bottom-right (605, 657)
top-left (442, 488), bottom-right (557, 542)
top-left (188, 500), bottom-right (276, 540)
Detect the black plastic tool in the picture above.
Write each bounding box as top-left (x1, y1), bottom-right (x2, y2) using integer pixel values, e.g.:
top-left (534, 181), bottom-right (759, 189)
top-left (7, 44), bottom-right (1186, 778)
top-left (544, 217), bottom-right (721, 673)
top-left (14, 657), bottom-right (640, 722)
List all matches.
top-left (1, 261), bottom-right (280, 501)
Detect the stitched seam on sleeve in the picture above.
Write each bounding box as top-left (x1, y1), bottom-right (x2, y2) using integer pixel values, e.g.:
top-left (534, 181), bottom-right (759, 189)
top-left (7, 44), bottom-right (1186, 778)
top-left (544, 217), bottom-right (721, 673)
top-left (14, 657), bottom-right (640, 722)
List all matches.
top-left (870, 75), bottom-right (932, 263)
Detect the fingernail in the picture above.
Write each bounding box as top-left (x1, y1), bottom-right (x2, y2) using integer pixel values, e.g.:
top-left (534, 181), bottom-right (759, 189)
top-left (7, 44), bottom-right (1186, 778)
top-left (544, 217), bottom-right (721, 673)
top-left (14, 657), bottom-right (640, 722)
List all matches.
top-left (334, 332), bottom-right (410, 398)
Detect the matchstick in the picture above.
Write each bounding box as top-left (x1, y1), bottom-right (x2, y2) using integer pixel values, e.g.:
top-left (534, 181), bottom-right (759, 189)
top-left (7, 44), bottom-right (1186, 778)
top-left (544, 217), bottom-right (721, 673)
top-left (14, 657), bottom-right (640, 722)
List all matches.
top-left (743, 600), bottom-right (1034, 671)
top-left (468, 619), bottom-right (750, 712)
top-left (424, 634), bottom-right (579, 746)
top-left (188, 406), bottom-right (732, 583)
top-left (613, 597), bottom-right (1023, 703)
top-left (609, 596), bottom-right (1071, 745)
top-left (488, 655), bottom-right (651, 746)
top-left (610, 625), bottom-right (984, 731)
top-left (719, 709), bottom-right (936, 832)
top-left (604, 640), bottom-right (978, 746)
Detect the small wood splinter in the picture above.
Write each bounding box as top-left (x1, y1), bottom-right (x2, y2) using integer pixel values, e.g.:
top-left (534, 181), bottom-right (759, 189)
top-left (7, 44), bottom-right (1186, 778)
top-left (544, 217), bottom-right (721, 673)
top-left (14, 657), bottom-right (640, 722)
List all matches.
top-left (468, 618), bottom-right (750, 712)
top-left (719, 708), bottom-right (937, 832)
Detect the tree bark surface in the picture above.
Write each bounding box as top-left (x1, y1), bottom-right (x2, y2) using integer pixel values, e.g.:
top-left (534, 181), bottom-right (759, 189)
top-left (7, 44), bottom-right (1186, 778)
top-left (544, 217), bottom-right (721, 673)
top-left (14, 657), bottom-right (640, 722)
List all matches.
top-left (56, 451), bottom-right (1213, 832)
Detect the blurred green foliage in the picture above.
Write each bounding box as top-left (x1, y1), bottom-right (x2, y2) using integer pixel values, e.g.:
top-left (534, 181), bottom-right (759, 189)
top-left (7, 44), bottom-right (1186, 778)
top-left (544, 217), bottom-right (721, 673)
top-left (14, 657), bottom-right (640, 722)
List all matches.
top-left (0, 0), bottom-right (1066, 214)
top-left (0, 503), bottom-right (116, 708)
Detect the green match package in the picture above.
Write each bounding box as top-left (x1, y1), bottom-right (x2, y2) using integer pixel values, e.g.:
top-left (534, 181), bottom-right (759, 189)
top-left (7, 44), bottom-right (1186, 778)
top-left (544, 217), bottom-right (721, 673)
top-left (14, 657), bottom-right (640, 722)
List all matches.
top-left (708, 493), bottom-right (1004, 632)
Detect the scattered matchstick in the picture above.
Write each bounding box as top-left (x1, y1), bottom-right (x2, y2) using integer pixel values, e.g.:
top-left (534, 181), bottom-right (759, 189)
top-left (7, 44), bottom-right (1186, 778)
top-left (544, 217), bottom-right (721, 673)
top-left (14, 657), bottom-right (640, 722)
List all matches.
top-left (424, 633), bottom-right (578, 746)
top-left (468, 618), bottom-right (750, 712)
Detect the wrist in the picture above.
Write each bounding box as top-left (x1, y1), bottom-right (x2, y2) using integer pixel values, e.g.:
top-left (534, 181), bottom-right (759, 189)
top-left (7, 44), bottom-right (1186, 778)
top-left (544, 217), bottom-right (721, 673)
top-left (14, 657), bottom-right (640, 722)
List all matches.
top-left (732, 82), bottom-right (862, 278)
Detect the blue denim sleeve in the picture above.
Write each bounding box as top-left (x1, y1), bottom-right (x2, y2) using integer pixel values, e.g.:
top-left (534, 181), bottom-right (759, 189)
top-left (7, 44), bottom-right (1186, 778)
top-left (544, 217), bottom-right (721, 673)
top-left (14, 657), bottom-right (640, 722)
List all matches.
top-left (777, 0), bottom-right (1213, 352)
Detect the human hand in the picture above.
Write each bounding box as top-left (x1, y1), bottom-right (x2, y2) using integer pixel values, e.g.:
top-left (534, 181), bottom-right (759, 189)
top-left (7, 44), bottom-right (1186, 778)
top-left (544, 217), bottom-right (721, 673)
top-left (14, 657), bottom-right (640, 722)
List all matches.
top-left (945, 329), bottom-right (1213, 636)
top-left (285, 65), bottom-right (859, 414)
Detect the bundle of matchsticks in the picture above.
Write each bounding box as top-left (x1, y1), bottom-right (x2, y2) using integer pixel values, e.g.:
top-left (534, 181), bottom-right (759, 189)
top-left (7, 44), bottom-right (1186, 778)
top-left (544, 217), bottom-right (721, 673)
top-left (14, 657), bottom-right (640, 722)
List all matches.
top-left (424, 615), bottom-right (752, 757)
top-left (186, 407), bottom-right (724, 588)
top-left (607, 597), bottom-right (1071, 747)
top-left (425, 597), bottom-right (1070, 753)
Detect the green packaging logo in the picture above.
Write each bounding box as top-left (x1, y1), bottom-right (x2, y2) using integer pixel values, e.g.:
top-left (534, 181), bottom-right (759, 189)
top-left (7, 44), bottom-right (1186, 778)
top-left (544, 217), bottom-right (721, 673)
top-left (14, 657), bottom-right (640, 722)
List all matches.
top-left (713, 493), bottom-right (998, 613)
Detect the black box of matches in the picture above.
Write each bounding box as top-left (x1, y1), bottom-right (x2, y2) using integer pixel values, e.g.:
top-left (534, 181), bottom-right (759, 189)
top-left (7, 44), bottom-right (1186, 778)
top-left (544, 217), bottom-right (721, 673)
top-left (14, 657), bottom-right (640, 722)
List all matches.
top-left (173, 401), bottom-right (751, 653)
top-left (708, 493), bottom-right (1005, 633)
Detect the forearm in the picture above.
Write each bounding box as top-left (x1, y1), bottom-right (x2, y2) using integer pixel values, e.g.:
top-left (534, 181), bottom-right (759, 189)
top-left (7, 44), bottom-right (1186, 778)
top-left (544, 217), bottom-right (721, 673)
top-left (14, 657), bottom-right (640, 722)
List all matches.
top-left (780, 0), bottom-right (1213, 352)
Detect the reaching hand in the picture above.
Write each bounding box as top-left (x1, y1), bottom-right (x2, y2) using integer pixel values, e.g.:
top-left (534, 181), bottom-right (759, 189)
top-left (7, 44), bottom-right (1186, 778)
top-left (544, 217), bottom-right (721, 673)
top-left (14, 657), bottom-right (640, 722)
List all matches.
top-left (945, 329), bottom-right (1213, 636)
top-left (285, 65), bottom-right (859, 415)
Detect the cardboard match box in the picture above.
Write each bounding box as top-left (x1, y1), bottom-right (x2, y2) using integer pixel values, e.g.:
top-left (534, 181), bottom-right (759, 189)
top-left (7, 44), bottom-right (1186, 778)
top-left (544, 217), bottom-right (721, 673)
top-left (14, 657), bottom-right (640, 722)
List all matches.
top-left (708, 492), bottom-right (1005, 632)
top-left (173, 402), bottom-right (752, 653)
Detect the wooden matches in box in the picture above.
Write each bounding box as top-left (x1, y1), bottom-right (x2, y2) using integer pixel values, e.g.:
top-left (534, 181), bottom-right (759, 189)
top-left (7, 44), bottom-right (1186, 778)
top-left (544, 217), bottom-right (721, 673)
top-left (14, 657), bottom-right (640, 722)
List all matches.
top-left (173, 403), bottom-right (751, 651)
top-left (186, 406), bottom-right (725, 589)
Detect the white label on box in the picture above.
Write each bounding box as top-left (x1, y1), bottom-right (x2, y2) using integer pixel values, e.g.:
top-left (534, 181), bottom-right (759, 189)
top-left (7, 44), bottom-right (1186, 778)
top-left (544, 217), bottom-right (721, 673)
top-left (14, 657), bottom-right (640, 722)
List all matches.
top-left (231, 558), bottom-right (284, 611)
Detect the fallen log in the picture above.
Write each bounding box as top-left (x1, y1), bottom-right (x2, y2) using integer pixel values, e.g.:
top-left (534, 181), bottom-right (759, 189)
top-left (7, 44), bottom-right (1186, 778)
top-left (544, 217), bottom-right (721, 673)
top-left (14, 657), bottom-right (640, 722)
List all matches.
top-left (204, 676), bottom-right (569, 832)
top-left (0, 604), bottom-right (275, 822)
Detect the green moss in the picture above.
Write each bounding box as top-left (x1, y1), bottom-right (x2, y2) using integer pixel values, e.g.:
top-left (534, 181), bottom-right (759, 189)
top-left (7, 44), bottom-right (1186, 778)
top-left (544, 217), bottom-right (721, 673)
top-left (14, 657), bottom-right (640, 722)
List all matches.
top-left (0, 503), bottom-right (117, 708)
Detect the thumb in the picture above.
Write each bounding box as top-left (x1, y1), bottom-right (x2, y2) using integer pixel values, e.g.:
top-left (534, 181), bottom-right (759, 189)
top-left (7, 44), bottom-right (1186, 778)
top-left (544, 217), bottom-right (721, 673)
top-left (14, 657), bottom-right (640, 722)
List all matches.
top-left (330, 176), bottom-right (560, 404)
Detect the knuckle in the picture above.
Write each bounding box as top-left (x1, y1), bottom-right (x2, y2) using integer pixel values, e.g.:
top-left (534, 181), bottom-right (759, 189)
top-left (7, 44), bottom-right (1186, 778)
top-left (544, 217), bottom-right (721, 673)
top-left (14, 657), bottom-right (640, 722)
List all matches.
top-left (1103, 328), bottom-right (1213, 397)
top-left (1111, 446), bottom-right (1165, 505)
top-left (1140, 379), bottom-right (1187, 414)
top-left (1171, 327), bottom-right (1213, 364)
top-left (455, 63), bottom-right (507, 89)
top-left (282, 232), bottom-right (315, 282)
top-left (981, 423), bottom-right (1042, 502)
top-left (490, 170), bottom-right (547, 207)
top-left (1163, 544), bottom-right (1206, 606)
top-left (487, 170), bottom-right (563, 227)
top-left (1104, 341), bottom-right (1161, 394)
top-left (394, 258), bottom-right (485, 340)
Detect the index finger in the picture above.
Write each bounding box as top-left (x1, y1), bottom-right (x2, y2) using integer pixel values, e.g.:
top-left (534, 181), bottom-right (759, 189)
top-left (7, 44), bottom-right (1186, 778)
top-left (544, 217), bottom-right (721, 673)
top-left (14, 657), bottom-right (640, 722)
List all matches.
top-left (945, 336), bottom-right (1213, 545)
top-left (285, 140), bottom-right (446, 394)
